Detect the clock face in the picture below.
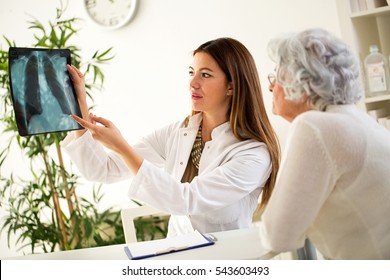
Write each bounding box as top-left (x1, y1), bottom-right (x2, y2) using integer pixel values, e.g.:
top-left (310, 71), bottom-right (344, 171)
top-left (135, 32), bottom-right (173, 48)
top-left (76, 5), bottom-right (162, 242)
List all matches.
top-left (84, 0), bottom-right (138, 29)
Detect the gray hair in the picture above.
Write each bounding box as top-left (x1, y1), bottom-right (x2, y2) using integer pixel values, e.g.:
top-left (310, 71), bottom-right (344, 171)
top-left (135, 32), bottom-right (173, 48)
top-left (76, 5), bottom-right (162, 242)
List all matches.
top-left (267, 28), bottom-right (362, 111)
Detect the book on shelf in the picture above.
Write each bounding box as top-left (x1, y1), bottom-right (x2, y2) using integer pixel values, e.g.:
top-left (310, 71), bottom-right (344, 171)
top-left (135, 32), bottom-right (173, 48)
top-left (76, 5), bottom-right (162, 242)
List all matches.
top-left (378, 117), bottom-right (389, 127)
top-left (349, 0), bottom-right (369, 12)
top-left (368, 108), bottom-right (388, 121)
top-left (366, 0), bottom-right (389, 10)
top-left (358, 0), bottom-right (368, 11)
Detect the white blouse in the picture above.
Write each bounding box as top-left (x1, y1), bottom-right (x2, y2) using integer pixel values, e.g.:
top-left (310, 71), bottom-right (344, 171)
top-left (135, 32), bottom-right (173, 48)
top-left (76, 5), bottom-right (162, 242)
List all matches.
top-left (258, 105), bottom-right (390, 259)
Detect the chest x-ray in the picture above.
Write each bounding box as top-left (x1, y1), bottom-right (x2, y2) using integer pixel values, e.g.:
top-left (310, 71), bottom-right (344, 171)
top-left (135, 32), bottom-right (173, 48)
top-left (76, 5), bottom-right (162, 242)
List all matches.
top-left (8, 47), bottom-right (83, 136)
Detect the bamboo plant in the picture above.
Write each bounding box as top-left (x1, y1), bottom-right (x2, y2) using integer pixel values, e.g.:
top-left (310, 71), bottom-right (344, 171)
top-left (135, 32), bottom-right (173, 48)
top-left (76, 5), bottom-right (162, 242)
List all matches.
top-left (0, 2), bottom-right (126, 254)
top-left (0, 2), bottom-right (169, 256)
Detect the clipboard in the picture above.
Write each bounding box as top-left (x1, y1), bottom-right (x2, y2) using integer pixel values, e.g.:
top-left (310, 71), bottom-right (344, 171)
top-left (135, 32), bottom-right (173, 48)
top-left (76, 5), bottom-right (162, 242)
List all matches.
top-left (124, 230), bottom-right (215, 260)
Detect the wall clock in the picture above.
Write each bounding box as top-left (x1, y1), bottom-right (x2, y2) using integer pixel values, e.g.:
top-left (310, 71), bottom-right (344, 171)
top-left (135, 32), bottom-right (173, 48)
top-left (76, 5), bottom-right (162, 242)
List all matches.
top-left (84, 0), bottom-right (138, 30)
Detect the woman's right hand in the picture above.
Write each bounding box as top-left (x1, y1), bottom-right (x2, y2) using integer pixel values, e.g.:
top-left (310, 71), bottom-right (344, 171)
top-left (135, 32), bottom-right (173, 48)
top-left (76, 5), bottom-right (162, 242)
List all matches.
top-left (67, 64), bottom-right (90, 137)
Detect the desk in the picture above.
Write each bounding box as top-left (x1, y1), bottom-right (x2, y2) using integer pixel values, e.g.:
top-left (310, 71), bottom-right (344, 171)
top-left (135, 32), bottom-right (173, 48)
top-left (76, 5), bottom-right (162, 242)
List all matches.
top-left (6, 227), bottom-right (275, 260)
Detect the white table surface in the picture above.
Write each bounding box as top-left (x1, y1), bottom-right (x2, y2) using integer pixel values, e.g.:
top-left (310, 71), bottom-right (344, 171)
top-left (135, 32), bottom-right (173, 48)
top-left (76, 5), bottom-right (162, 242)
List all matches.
top-left (6, 227), bottom-right (275, 260)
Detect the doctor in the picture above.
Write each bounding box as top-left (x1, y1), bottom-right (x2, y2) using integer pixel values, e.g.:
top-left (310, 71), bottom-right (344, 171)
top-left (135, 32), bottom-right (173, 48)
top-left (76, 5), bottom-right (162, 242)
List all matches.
top-left (62, 37), bottom-right (280, 237)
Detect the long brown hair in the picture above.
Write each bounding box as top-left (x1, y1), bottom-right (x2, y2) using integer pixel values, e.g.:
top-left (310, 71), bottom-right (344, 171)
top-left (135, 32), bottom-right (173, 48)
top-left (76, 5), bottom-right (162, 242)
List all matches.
top-left (192, 37), bottom-right (280, 216)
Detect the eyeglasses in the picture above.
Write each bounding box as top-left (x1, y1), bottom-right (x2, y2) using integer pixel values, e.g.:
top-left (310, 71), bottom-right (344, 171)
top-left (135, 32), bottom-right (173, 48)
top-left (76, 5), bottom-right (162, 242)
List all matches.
top-left (267, 73), bottom-right (276, 86)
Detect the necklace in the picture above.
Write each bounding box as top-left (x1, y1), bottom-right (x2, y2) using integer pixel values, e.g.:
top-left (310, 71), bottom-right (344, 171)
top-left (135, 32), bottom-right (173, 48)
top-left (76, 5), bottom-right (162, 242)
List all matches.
top-left (190, 123), bottom-right (204, 169)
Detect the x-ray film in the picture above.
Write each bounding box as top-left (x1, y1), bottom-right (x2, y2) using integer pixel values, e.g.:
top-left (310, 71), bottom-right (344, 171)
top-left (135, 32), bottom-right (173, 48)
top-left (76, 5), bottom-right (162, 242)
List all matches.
top-left (8, 47), bottom-right (83, 136)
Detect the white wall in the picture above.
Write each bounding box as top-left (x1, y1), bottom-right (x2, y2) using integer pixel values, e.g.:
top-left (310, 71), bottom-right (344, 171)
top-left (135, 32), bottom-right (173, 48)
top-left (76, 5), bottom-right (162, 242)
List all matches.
top-left (0, 0), bottom-right (341, 258)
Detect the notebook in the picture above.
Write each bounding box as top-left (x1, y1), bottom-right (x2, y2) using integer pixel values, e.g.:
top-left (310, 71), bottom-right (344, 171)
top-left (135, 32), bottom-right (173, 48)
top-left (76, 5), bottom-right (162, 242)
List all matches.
top-left (124, 230), bottom-right (215, 260)
top-left (8, 47), bottom-right (83, 136)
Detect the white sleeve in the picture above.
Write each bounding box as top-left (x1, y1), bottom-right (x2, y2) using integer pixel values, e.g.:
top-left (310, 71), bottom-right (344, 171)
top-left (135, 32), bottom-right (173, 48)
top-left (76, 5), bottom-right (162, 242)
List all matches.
top-left (128, 143), bottom-right (271, 215)
top-left (61, 131), bottom-right (132, 183)
top-left (259, 118), bottom-right (337, 253)
top-left (60, 121), bottom-right (179, 183)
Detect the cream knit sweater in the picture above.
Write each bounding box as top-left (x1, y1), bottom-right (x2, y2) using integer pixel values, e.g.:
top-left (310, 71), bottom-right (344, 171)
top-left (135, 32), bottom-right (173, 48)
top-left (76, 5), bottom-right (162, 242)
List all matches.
top-left (259, 105), bottom-right (390, 259)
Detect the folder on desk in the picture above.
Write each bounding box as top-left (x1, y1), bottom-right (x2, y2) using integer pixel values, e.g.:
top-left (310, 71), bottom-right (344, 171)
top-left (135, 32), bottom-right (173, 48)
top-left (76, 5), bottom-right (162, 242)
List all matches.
top-left (124, 230), bottom-right (215, 260)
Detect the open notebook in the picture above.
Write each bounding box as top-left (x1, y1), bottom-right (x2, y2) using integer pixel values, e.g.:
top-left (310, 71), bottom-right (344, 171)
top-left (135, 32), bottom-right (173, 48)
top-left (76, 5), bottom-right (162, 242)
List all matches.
top-left (124, 230), bottom-right (215, 260)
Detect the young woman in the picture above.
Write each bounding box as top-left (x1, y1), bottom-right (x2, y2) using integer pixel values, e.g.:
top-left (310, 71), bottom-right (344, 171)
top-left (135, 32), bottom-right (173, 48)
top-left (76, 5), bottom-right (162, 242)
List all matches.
top-left (259, 28), bottom-right (390, 259)
top-left (63, 37), bottom-right (280, 237)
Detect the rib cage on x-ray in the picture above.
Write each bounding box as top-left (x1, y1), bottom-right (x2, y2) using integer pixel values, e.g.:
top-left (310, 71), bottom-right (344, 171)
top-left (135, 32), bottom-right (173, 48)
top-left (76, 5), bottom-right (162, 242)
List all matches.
top-left (24, 55), bottom-right (42, 118)
top-left (42, 54), bottom-right (72, 115)
top-left (9, 49), bottom-right (81, 136)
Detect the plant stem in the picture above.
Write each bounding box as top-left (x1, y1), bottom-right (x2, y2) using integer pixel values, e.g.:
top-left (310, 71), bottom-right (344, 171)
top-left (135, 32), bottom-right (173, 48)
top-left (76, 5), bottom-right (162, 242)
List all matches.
top-left (54, 136), bottom-right (85, 247)
top-left (38, 136), bottom-right (67, 250)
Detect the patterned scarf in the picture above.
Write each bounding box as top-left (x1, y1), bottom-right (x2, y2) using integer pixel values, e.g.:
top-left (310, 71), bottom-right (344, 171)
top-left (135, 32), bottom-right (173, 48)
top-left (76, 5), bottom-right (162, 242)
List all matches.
top-left (190, 123), bottom-right (204, 169)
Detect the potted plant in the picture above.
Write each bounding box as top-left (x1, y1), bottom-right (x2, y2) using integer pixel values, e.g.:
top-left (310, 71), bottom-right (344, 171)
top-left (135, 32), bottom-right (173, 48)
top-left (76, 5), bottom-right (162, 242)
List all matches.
top-left (0, 2), bottom-right (125, 255)
top-left (0, 1), bottom-right (169, 256)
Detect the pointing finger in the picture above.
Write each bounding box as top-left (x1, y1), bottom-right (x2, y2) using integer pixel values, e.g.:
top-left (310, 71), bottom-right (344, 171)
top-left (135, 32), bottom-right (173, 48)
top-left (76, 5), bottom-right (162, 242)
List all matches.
top-left (90, 115), bottom-right (112, 128)
top-left (70, 114), bottom-right (96, 130)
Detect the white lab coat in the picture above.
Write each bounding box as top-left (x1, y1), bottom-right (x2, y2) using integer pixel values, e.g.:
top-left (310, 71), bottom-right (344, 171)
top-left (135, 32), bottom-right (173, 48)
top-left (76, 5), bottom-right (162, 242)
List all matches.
top-left (62, 113), bottom-right (272, 236)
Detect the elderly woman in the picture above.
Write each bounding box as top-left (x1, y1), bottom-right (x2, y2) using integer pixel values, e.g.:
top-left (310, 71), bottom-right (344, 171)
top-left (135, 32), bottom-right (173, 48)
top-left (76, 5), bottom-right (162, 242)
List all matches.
top-left (259, 28), bottom-right (390, 259)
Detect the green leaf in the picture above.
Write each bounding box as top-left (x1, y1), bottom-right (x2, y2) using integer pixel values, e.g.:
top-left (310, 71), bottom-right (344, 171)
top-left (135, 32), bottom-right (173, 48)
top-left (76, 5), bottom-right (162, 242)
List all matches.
top-left (0, 0), bottom-right (136, 257)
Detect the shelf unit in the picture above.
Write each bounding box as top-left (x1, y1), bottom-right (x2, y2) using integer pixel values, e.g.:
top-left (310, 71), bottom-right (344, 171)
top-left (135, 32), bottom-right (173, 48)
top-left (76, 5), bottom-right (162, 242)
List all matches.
top-left (336, 0), bottom-right (390, 118)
